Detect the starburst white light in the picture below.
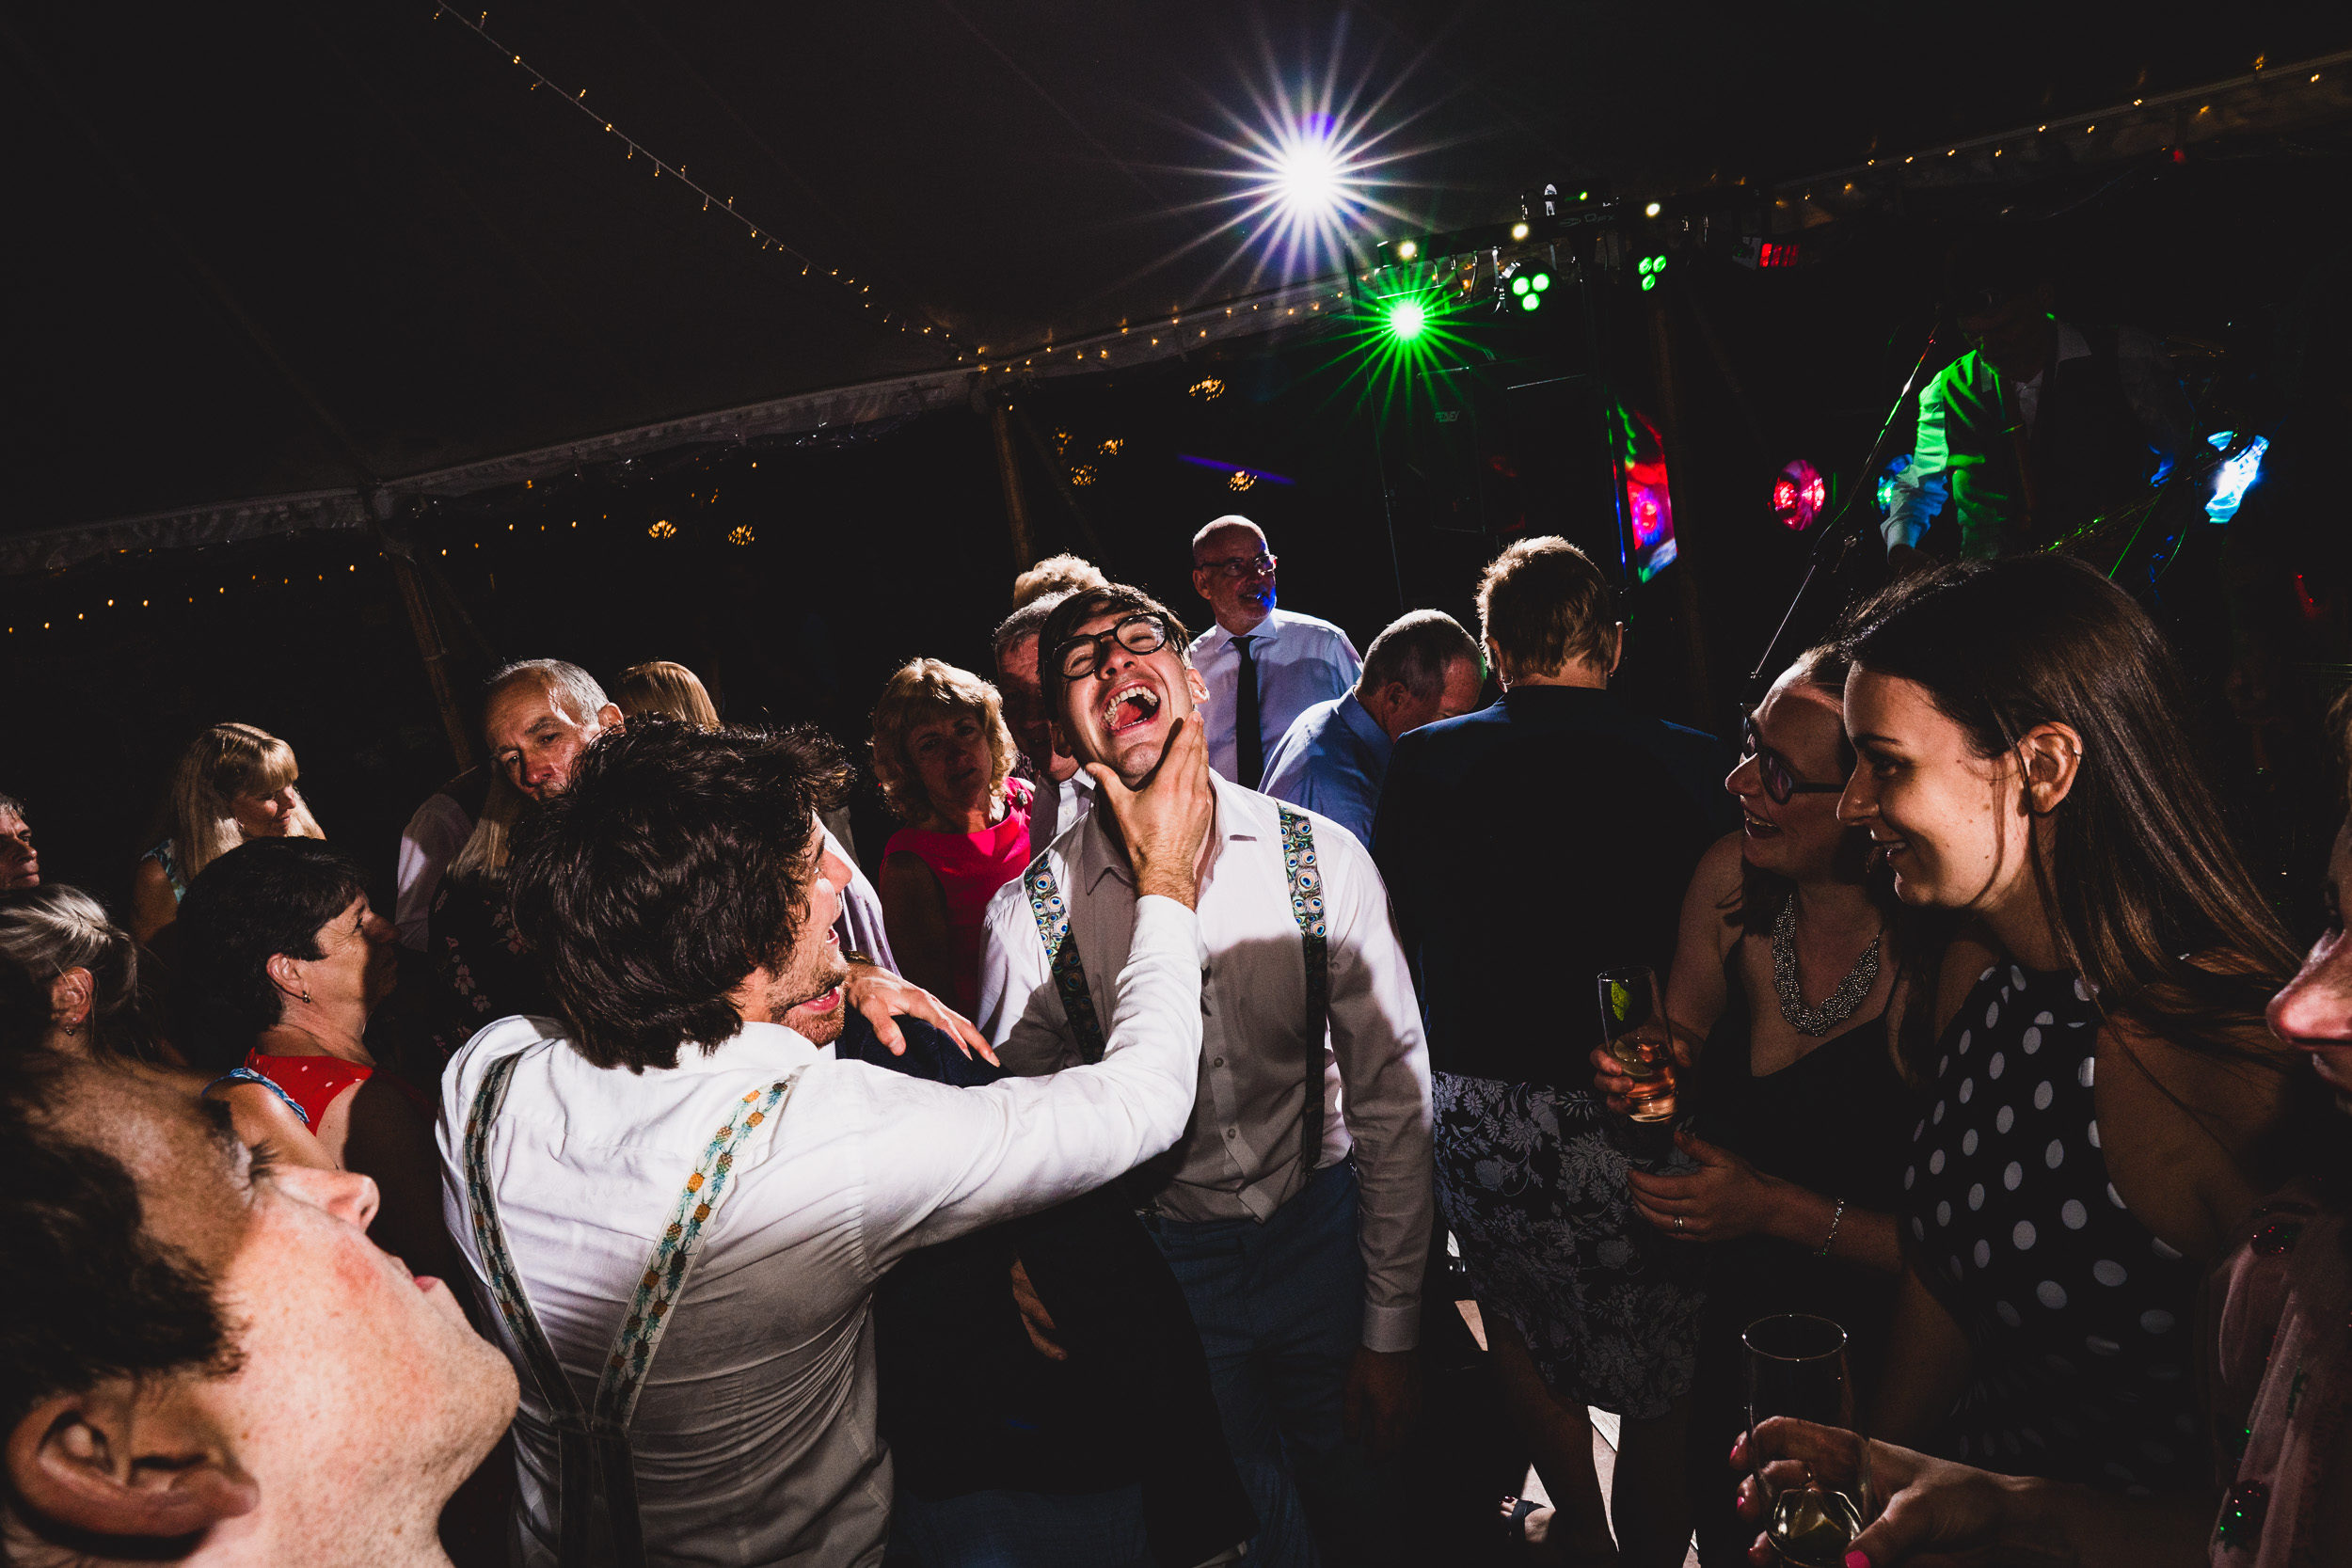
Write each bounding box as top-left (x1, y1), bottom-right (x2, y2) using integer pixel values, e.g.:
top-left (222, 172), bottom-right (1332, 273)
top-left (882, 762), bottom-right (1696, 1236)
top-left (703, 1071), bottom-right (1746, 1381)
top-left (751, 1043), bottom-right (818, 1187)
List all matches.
top-left (1165, 48), bottom-right (1435, 293)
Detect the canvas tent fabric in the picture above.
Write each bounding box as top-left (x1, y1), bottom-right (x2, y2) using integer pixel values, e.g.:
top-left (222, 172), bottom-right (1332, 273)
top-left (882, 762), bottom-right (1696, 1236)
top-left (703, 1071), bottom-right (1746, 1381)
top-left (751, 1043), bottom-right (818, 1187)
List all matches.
top-left (3, 1), bottom-right (2346, 564)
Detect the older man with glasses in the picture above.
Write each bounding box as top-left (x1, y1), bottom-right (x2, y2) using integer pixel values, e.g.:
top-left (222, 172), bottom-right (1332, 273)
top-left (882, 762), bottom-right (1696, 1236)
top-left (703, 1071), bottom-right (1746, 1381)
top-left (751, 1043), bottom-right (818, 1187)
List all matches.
top-left (1186, 516), bottom-right (1361, 790)
top-left (977, 583), bottom-right (1433, 1568)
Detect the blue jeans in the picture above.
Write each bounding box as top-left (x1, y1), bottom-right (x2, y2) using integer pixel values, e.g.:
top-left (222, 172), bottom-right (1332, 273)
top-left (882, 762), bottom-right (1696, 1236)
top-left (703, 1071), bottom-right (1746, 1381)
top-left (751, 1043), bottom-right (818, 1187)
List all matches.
top-left (888, 1481), bottom-right (1151, 1568)
top-left (1147, 1162), bottom-right (1401, 1568)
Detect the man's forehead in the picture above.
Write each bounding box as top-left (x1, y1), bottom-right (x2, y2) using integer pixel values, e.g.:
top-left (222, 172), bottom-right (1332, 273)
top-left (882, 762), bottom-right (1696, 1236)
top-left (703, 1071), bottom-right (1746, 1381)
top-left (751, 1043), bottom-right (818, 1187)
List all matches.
top-left (49, 1067), bottom-right (248, 1263)
top-left (488, 676), bottom-right (564, 727)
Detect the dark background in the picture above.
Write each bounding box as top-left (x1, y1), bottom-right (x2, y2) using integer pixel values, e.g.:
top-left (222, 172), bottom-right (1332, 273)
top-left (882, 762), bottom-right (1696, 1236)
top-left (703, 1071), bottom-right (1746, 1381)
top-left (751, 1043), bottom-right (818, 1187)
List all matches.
top-left (5, 3), bottom-right (2351, 925)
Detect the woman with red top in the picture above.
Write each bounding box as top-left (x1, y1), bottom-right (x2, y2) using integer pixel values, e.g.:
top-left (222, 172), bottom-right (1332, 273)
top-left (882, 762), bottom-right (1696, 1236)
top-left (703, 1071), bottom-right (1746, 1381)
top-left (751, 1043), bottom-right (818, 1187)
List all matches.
top-left (870, 657), bottom-right (1032, 1013)
top-left (175, 837), bottom-right (453, 1287)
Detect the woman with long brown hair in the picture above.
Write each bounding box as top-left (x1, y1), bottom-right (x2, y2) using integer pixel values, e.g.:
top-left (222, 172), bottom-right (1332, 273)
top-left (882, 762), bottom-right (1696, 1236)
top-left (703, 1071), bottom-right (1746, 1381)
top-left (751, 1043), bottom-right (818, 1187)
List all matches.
top-left (130, 722), bottom-right (326, 942)
top-left (1839, 555), bottom-right (2299, 1502)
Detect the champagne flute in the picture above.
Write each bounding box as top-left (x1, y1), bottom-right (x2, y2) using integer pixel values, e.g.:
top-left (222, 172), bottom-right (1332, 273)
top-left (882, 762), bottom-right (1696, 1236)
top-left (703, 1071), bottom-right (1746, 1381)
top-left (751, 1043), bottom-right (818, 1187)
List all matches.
top-left (1744, 1314), bottom-right (1874, 1567)
top-left (1597, 965), bottom-right (1676, 1121)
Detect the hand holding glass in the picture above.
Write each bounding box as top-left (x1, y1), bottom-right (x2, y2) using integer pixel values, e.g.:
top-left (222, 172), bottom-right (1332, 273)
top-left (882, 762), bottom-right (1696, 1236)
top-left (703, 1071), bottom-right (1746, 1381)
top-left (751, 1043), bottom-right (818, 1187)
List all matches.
top-left (1597, 965), bottom-right (1676, 1121)
top-left (1744, 1314), bottom-right (1876, 1567)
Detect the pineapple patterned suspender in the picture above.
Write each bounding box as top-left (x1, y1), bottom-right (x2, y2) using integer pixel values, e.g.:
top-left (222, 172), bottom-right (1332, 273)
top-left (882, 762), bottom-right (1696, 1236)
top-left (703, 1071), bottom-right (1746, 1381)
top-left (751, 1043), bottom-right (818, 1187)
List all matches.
top-left (461, 1052), bottom-right (802, 1568)
top-left (1023, 802), bottom-right (1329, 1171)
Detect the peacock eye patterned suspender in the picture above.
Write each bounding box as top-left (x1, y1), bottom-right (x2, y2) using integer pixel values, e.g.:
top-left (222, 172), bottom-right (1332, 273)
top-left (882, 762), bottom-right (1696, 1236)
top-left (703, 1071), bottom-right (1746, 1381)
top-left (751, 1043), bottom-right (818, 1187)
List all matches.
top-left (1023, 805), bottom-right (1329, 1169)
top-left (461, 1050), bottom-right (803, 1568)
top-left (1025, 849), bottom-right (1110, 1062)
top-left (1276, 804), bottom-right (1330, 1171)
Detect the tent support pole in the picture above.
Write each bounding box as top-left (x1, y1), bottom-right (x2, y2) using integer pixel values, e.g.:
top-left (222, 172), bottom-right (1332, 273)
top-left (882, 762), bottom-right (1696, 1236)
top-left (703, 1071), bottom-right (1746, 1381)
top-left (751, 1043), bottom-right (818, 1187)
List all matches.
top-left (390, 554), bottom-right (475, 772)
top-left (991, 402), bottom-right (1039, 570)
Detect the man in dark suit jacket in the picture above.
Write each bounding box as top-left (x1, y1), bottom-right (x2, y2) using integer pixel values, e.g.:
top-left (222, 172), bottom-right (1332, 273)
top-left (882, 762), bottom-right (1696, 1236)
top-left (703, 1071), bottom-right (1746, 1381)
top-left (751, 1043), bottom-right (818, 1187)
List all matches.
top-left (1371, 537), bottom-right (1734, 1566)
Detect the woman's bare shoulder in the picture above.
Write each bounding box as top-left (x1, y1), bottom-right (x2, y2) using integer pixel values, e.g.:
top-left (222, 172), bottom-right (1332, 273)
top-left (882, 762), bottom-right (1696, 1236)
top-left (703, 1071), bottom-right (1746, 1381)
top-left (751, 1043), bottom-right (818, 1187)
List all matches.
top-left (1928, 925), bottom-right (2004, 1034)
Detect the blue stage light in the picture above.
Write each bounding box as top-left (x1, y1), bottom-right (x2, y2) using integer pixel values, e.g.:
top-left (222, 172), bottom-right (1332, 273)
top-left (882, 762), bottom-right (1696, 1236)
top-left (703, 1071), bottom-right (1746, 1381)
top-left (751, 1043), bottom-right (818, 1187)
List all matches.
top-left (2204, 431), bottom-right (2267, 524)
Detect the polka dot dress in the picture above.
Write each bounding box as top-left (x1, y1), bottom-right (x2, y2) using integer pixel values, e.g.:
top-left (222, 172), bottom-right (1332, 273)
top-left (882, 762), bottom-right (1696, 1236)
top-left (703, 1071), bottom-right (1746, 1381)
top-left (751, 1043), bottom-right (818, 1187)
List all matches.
top-left (1902, 963), bottom-right (2206, 1497)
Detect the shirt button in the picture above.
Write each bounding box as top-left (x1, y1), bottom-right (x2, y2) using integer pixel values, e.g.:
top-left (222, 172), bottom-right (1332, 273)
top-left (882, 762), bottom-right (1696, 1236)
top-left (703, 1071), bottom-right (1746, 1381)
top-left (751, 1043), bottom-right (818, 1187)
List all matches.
top-left (1225, 1127), bottom-right (1238, 1139)
top-left (1213, 1056), bottom-right (1225, 1068)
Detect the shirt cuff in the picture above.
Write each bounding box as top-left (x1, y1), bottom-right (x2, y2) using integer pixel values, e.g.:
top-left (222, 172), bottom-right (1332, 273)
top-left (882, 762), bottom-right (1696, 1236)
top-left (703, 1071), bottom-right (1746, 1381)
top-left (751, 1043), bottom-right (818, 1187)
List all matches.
top-left (1129, 892), bottom-right (1198, 951)
top-left (1882, 515), bottom-right (1925, 551)
top-left (1361, 1298), bottom-right (1421, 1354)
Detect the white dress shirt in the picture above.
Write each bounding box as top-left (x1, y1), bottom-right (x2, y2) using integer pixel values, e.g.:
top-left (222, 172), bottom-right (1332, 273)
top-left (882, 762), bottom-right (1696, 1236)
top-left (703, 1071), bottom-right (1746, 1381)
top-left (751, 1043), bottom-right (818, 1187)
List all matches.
top-left (395, 791), bottom-right (474, 952)
top-left (1188, 610), bottom-right (1363, 783)
top-left (975, 772), bottom-right (1433, 1353)
top-left (438, 896), bottom-right (1204, 1568)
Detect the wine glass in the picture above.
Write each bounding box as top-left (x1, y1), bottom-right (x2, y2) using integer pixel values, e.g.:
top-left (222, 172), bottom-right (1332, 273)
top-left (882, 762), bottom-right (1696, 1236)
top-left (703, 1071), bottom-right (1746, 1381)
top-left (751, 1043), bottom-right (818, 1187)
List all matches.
top-left (1744, 1314), bottom-right (1875, 1567)
top-left (1596, 965), bottom-right (1676, 1121)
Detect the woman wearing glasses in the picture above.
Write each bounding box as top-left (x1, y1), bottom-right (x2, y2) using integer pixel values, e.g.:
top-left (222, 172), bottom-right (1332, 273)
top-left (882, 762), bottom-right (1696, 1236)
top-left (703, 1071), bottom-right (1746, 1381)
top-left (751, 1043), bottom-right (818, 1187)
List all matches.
top-left (1591, 643), bottom-right (1917, 1568)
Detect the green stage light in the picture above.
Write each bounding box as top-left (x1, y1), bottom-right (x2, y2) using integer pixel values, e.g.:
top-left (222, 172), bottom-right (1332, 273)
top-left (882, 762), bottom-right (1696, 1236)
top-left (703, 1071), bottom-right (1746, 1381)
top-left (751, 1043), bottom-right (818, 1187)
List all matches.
top-left (1640, 253), bottom-right (1667, 291)
top-left (1513, 267), bottom-right (1553, 311)
top-left (1387, 299), bottom-right (1428, 340)
top-left (1511, 276), bottom-right (1530, 295)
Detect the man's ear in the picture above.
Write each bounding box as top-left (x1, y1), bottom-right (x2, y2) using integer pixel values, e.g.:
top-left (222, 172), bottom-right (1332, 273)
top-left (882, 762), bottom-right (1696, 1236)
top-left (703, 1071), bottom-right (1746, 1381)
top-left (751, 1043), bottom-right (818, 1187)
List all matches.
top-left (1483, 637), bottom-right (1509, 688)
top-left (7, 1386), bottom-right (257, 1544)
top-left (1185, 665), bottom-right (1211, 705)
top-left (1190, 566), bottom-right (1214, 602)
top-left (1607, 623), bottom-right (1626, 676)
top-left (2016, 721), bottom-right (2084, 814)
top-left (596, 703), bottom-right (624, 733)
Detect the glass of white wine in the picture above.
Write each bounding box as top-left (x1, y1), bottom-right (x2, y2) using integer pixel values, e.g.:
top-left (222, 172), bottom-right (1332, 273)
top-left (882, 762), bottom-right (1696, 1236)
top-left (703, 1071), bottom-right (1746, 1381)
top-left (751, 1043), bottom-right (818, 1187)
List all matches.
top-left (1744, 1314), bottom-right (1875, 1567)
top-left (1596, 965), bottom-right (1676, 1121)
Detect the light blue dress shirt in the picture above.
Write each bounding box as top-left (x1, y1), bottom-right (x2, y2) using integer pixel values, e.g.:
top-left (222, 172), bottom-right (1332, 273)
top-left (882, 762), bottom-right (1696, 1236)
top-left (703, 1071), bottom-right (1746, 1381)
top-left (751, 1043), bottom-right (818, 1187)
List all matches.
top-left (1189, 610), bottom-right (1362, 784)
top-left (1260, 689), bottom-right (1391, 848)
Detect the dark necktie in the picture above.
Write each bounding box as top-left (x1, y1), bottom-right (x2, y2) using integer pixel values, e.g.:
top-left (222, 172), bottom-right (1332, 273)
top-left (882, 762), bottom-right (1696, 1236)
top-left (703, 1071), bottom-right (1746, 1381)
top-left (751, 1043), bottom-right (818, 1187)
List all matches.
top-left (1233, 634), bottom-right (1264, 789)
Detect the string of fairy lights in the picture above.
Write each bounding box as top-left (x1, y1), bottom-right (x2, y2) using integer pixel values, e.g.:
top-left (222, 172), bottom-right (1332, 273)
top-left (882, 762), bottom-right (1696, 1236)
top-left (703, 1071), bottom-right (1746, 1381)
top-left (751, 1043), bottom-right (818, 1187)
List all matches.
top-left (430, 5), bottom-right (965, 354)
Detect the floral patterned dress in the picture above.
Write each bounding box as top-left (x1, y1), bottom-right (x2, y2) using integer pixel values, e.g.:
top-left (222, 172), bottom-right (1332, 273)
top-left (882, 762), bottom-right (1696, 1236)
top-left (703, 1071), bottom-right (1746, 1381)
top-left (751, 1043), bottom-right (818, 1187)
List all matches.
top-left (1431, 1073), bottom-right (1706, 1418)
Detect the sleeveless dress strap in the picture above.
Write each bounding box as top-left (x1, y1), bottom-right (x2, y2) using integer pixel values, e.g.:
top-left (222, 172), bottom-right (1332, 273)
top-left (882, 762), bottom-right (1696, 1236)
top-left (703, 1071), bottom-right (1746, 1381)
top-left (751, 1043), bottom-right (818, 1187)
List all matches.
top-left (461, 1050), bottom-right (803, 1568)
top-left (200, 1068), bottom-right (309, 1127)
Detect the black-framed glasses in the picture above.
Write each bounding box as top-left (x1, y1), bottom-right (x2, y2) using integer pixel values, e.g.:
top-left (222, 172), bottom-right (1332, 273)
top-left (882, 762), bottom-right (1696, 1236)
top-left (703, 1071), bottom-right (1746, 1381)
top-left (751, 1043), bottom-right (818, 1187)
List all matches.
top-left (1741, 714), bottom-right (1844, 805)
top-left (1198, 550), bottom-right (1277, 579)
top-left (1056, 612), bottom-right (1173, 680)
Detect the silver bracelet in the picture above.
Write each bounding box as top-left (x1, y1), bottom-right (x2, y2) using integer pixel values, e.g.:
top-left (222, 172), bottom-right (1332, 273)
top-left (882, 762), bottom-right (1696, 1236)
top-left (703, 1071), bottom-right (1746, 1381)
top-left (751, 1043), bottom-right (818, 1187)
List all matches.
top-left (1815, 1197), bottom-right (1847, 1259)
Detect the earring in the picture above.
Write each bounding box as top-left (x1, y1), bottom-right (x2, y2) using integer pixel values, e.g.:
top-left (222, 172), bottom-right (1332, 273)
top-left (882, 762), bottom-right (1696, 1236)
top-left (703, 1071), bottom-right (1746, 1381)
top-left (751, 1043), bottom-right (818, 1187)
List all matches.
top-left (60, 1022), bottom-right (77, 1037)
top-left (300, 987), bottom-right (313, 1005)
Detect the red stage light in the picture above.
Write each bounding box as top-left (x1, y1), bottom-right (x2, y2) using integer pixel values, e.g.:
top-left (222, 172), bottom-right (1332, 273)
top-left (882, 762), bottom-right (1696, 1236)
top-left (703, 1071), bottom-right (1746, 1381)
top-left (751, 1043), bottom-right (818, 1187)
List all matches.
top-left (1772, 459), bottom-right (1827, 531)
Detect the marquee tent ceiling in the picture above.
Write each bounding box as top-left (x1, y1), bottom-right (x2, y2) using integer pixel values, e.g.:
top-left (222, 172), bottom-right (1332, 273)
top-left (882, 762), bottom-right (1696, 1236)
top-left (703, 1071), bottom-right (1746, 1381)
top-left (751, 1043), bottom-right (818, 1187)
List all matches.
top-left (4, 1), bottom-right (2346, 560)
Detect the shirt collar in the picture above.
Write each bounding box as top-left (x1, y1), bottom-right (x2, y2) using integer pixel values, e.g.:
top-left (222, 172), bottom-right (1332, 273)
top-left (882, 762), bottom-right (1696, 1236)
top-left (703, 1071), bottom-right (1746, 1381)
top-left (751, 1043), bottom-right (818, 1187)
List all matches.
top-left (1201, 610), bottom-right (1279, 651)
top-left (688, 1019), bottom-right (824, 1071)
top-left (1077, 768), bottom-right (1268, 894)
top-left (1333, 689), bottom-right (1392, 764)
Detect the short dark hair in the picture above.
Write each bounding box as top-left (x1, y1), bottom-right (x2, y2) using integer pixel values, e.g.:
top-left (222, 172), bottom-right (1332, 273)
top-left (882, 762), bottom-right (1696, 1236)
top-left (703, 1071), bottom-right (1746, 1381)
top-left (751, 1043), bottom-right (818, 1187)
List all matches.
top-left (175, 838), bottom-right (371, 1071)
top-left (507, 718), bottom-right (821, 1072)
top-left (1036, 585), bottom-right (1193, 721)
top-left (1359, 610), bottom-right (1481, 699)
top-left (0, 1053), bottom-right (237, 1444)
top-left (1475, 536), bottom-right (1613, 679)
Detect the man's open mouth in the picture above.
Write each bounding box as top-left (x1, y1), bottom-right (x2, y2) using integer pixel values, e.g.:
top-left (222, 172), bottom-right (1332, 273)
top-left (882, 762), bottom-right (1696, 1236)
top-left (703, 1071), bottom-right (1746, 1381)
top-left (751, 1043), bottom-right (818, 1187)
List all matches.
top-left (1104, 682), bottom-right (1162, 735)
